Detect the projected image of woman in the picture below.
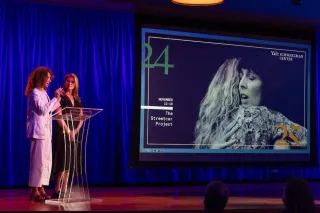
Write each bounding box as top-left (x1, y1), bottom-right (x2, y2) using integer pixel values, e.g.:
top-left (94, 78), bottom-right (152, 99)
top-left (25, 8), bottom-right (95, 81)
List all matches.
top-left (194, 58), bottom-right (307, 149)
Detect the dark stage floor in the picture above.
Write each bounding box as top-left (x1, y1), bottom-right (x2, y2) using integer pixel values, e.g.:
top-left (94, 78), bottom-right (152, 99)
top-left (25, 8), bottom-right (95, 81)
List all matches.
top-left (0, 183), bottom-right (320, 212)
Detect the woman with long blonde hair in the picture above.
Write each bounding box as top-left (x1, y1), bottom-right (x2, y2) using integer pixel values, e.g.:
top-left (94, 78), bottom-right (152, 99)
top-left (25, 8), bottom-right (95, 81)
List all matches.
top-left (51, 73), bottom-right (84, 199)
top-left (194, 58), bottom-right (307, 150)
top-left (194, 58), bottom-right (241, 149)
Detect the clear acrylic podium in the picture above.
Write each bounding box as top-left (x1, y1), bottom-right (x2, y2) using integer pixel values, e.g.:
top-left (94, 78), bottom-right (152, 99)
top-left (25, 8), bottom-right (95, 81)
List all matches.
top-left (46, 107), bottom-right (103, 206)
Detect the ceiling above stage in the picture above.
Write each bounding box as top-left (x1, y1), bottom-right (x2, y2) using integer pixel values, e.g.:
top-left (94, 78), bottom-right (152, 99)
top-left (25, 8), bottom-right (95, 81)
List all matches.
top-left (25, 0), bottom-right (320, 27)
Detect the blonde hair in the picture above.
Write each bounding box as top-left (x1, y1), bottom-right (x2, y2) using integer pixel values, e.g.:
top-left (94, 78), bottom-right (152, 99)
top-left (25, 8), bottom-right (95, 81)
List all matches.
top-left (25, 66), bottom-right (54, 95)
top-left (64, 73), bottom-right (81, 103)
top-left (194, 58), bottom-right (241, 149)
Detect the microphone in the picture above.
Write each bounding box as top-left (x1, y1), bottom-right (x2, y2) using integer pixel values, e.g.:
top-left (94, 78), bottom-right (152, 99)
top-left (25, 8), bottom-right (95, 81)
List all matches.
top-left (52, 88), bottom-right (65, 97)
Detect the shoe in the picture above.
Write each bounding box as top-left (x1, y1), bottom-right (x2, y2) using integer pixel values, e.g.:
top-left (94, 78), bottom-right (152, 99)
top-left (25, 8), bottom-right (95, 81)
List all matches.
top-left (40, 193), bottom-right (51, 200)
top-left (51, 191), bottom-right (59, 199)
top-left (29, 194), bottom-right (45, 202)
top-left (51, 191), bottom-right (65, 199)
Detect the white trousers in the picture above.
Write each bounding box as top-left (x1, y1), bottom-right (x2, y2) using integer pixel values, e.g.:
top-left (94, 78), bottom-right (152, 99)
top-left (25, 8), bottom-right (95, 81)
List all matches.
top-left (29, 138), bottom-right (52, 187)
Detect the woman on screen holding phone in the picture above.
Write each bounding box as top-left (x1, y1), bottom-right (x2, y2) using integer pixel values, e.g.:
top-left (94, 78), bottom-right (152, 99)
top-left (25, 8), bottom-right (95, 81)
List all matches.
top-left (194, 58), bottom-right (307, 149)
top-left (51, 73), bottom-right (83, 199)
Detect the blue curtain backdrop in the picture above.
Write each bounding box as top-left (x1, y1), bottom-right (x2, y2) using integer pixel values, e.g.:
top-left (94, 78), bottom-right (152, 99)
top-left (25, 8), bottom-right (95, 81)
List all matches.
top-left (0, 0), bottom-right (320, 188)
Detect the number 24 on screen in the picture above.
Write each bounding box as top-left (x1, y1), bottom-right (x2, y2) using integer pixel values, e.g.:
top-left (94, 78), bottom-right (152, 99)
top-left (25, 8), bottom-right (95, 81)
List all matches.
top-left (142, 43), bottom-right (174, 75)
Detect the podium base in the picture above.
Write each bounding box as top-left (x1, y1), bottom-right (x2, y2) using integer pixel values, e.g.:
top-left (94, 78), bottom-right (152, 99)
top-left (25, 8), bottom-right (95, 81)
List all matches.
top-left (45, 197), bottom-right (102, 205)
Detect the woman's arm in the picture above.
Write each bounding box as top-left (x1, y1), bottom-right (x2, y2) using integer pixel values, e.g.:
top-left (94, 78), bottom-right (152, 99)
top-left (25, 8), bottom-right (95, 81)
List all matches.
top-left (74, 109), bottom-right (84, 134)
top-left (54, 106), bottom-right (72, 133)
top-left (31, 89), bottom-right (60, 115)
top-left (71, 101), bottom-right (84, 137)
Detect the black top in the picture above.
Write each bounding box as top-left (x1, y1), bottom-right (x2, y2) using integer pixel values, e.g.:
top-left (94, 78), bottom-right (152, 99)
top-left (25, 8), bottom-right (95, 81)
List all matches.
top-left (52, 95), bottom-right (83, 176)
top-left (54, 95), bottom-right (83, 133)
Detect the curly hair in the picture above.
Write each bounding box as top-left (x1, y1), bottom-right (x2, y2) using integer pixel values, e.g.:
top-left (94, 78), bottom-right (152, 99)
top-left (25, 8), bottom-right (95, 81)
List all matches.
top-left (24, 66), bottom-right (54, 96)
top-left (194, 58), bottom-right (241, 149)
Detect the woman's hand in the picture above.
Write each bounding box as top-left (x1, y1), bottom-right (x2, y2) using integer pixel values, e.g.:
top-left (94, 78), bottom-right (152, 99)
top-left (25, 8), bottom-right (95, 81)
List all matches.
top-left (69, 131), bottom-right (76, 142)
top-left (210, 119), bottom-right (241, 149)
top-left (54, 88), bottom-right (63, 101)
top-left (69, 127), bottom-right (81, 142)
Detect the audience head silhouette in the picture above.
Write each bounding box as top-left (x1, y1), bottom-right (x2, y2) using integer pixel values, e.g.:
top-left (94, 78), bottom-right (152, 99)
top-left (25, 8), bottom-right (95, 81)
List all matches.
top-left (204, 180), bottom-right (228, 213)
top-left (283, 176), bottom-right (315, 213)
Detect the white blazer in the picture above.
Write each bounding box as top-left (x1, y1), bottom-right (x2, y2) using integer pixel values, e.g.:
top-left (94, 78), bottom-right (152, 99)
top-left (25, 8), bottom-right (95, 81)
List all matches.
top-left (26, 88), bottom-right (60, 140)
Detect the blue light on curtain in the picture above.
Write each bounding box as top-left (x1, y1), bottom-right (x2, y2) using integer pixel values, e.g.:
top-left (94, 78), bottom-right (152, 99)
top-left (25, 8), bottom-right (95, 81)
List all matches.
top-left (0, 0), bottom-right (320, 188)
top-left (0, 1), bottom-right (135, 187)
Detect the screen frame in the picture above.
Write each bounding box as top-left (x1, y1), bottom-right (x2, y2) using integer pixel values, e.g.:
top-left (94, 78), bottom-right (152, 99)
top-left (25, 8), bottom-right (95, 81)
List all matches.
top-left (129, 14), bottom-right (318, 168)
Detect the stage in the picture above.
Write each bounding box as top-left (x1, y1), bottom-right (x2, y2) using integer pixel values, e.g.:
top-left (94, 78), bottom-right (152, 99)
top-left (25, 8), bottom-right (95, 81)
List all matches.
top-left (0, 183), bottom-right (320, 212)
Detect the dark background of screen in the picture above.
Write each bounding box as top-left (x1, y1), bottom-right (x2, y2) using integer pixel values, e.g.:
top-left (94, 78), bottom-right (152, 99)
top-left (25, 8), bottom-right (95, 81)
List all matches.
top-left (143, 32), bottom-right (307, 148)
top-left (130, 14), bottom-right (318, 167)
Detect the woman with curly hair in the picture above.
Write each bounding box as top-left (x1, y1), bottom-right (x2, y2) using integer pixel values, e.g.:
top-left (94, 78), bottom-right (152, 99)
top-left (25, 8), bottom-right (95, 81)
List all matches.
top-left (25, 66), bottom-right (63, 202)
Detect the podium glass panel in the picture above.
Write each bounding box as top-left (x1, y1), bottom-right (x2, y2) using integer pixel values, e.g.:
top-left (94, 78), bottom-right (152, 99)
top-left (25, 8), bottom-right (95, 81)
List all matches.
top-left (46, 107), bottom-right (103, 206)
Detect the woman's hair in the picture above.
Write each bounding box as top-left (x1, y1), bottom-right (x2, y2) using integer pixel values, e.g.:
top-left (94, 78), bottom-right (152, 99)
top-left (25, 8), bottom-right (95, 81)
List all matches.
top-left (194, 58), bottom-right (241, 149)
top-left (64, 73), bottom-right (81, 103)
top-left (283, 176), bottom-right (315, 213)
top-left (25, 66), bottom-right (54, 96)
top-left (237, 56), bottom-right (302, 125)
